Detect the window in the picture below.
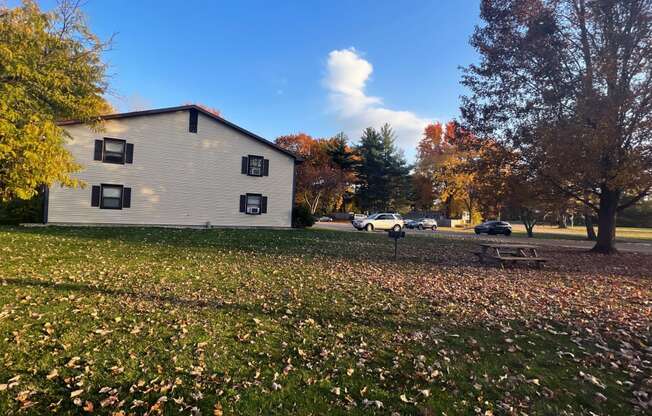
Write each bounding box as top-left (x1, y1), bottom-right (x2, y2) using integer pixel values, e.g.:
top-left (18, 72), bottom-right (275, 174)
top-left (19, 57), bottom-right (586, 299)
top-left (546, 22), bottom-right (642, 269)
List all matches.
top-left (101, 185), bottom-right (123, 209)
top-left (103, 138), bottom-right (126, 164)
top-left (248, 156), bottom-right (264, 176)
top-left (239, 193), bottom-right (267, 214)
top-left (378, 214), bottom-right (393, 220)
top-left (189, 108), bottom-right (198, 133)
top-left (241, 156), bottom-right (269, 176)
top-left (246, 194), bottom-right (262, 214)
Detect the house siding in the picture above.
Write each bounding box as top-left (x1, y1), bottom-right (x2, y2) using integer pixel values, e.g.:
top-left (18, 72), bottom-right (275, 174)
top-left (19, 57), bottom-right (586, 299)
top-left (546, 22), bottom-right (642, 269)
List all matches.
top-left (48, 110), bottom-right (294, 227)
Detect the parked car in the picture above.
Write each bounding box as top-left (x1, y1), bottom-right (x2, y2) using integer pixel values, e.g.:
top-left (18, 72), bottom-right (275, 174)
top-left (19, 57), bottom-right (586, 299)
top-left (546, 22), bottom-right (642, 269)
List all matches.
top-left (352, 213), bottom-right (367, 221)
top-left (406, 218), bottom-right (438, 230)
top-left (317, 216), bottom-right (333, 222)
top-left (352, 213), bottom-right (404, 232)
top-left (404, 219), bottom-right (418, 229)
top-left (474, 221), bottom-right (512, 236)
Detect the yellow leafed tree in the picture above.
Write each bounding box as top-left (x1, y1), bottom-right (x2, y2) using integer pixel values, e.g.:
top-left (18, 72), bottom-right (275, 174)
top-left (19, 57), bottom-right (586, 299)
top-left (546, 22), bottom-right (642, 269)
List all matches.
top-left (0, 0), bottom-right (112, 201)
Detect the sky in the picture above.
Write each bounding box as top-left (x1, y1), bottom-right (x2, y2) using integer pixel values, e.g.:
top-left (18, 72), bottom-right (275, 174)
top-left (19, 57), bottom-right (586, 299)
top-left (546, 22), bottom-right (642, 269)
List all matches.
top-left (30, 0), bottom-right (482, 160)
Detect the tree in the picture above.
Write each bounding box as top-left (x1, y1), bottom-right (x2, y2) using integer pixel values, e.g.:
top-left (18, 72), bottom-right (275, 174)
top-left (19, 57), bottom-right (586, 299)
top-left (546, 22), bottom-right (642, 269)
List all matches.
top-left (327, 133), bottom-right (358, 171)
top-left (275, 133), bottom-right (314, 158)
top-left (411, 173), bottom-right (435, 210)
top-left (414, 122), bottom-right (446, 212)
top-left (379, 124), bottom-right (411, 210)
top-left (325, 133), bottom-right (359, 212)
top-left (275, 133), bottom-right (356, 215)
top-left (415, 121), bottom-right (498, 222)
top-left (462, 0), bottom-right (652, 253)
top-left (0, 0), bottom-right (112, 201)
top-left (356, 124), bottom-right (410, 212)
top-left (504, 160), bottom-right (556, 238)
top-left (356, 127), bottom-right (385, 211)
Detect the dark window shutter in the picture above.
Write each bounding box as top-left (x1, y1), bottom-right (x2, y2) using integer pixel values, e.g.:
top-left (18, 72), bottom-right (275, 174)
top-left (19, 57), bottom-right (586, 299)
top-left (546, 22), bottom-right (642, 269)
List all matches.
top-left (189, 109), bottom-right (198, 133)
top-left (123, 187), bottom-right (132, 208)
top-left (261, 196), bottom-right (268, 213)
top-left (239, 195), bottom-right (246, 212)
top-left (262, 159), bottom-right (269, 176)
top-left (94, 140), bottom-right (103, 160)
top-left (126, 143), bottom-right (134, 164)
top-left (91, 186), bottom-right (101, 207)
top-left (241, 156), bottom-right (248, 174)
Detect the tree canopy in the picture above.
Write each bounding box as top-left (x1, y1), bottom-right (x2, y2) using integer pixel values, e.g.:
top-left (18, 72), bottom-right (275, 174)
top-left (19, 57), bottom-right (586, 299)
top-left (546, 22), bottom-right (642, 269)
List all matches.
top-left (0, 0), bottom-right (112, 201)
top-left (461, 0), bottom-right (652, 253)
top-left (275, 133), bottom-right (358, 215)
top-left (356, 124), bottom-right (411, 212)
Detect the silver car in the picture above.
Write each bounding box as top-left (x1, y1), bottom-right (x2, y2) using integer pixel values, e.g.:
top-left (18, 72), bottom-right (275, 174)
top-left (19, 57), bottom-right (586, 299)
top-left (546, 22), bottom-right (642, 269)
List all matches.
top-left (352, 213), bottom-right (404, 232)
top-left (414, 218), bottom-right (438, 230)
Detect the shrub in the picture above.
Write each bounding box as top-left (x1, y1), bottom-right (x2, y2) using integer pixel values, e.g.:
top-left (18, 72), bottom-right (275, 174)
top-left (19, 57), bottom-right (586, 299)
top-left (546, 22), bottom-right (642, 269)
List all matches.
top-left (292, 204), bottom-right (315, 228)
top-left (0, 195), bottom-right (43, 225)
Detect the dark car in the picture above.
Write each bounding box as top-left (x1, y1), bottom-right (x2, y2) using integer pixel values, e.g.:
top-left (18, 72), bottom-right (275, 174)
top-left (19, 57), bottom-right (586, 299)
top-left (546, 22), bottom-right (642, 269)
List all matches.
top-left (405, 218), bottom-right (438, 230)
top-left (474, 221), bottom-right (512, 236)
top-left (404, 219), bottom-right (418, 229)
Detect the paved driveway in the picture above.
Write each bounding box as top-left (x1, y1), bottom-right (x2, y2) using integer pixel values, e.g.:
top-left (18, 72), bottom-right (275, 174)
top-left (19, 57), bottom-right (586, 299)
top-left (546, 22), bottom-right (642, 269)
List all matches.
top-left (314, 221), bottom-right (652, 254)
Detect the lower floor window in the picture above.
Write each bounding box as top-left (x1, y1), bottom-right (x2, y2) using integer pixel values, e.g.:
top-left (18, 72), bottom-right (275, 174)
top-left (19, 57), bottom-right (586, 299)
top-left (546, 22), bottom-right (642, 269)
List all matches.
top-left (101, 185), bottom-right (123, 209)
top-left (246, 194), bottom-right (262, 214)
top-left (239, 193), bottom-right (267, 214)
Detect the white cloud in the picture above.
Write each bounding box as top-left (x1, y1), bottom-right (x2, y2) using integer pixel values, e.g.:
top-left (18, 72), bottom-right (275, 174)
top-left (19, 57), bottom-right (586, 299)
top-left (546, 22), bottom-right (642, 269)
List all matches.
top-left (324, 48), bottom-right (432, 154)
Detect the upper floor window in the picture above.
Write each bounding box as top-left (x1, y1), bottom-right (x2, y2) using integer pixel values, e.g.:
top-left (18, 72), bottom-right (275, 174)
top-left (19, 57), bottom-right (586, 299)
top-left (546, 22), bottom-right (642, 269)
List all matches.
top-left (248, 156), bottom-right (264, 176)
top-left (103, 139), bottom-right (126, 164)
top-left (94, 138), bottom-right (133, 164)
top-left (241, 155), bottom-right (269, 177)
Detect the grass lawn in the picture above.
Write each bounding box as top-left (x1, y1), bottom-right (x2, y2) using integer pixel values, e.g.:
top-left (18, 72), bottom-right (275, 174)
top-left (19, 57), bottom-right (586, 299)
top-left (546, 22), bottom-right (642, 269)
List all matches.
top-left (441, 224), bottom-right (652, 243)
top-left (0, 226), bottom-right (650, 415)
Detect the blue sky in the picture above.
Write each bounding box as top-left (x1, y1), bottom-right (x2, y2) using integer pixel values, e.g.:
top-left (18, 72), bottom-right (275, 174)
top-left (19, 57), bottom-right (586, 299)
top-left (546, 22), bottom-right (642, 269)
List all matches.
top-left (33, 0), bottom-right (481, 159)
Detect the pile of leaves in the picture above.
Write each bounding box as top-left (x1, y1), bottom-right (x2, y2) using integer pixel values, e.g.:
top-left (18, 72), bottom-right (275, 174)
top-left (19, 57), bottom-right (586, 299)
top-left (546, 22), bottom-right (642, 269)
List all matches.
top-left (0, 226), bottom-right (650, 414)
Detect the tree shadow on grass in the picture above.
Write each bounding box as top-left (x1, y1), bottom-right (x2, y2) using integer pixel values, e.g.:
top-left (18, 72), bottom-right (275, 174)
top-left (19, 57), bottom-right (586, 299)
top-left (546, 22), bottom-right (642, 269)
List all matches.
top-left (4, 225), bottom-right (479, 267)
top-left (0, 277), bottom-right (432, 333)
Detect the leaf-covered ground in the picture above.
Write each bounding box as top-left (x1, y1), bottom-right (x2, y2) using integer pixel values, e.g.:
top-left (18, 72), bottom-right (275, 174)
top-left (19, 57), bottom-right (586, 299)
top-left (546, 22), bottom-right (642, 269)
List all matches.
top-left (0, 226), bottom-right (650, 415)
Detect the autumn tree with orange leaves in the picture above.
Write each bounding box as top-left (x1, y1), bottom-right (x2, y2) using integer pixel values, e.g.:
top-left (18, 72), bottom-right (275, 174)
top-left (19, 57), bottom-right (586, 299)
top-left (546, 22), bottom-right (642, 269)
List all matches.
top-left (414, 121), bottom-right (487, 220)
top-left (462, 0), bottom-right (652, 253)
top-left (415, 121), bottom-right (524, 223)
top-left (275, 133), bottom-right (357, 215)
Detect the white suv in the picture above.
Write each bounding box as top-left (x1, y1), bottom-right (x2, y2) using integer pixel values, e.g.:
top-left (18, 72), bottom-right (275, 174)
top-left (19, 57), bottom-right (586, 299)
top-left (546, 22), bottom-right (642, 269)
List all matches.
top-left (352, 213), bottom-right (404, 232)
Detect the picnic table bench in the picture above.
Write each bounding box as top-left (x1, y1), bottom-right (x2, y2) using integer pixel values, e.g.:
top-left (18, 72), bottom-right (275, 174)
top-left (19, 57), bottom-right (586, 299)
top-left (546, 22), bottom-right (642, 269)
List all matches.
top-left (473, 243), bottom-right (547, 269)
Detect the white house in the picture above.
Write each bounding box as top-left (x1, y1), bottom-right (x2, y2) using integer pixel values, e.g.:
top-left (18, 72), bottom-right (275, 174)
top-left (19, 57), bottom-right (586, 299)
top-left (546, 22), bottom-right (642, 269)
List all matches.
top-left (45, 105), bottom-right (299, 228)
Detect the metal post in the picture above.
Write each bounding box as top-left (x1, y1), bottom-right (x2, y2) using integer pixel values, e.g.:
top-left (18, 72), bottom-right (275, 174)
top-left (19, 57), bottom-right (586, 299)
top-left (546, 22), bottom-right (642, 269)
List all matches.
top-left (394, 238), bottom-right (398, 260)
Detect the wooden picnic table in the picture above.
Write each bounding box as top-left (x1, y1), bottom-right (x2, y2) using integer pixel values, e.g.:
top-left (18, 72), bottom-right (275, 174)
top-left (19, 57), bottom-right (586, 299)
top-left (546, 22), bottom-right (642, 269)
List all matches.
top-left (474, 243), bottom-right (547, 268)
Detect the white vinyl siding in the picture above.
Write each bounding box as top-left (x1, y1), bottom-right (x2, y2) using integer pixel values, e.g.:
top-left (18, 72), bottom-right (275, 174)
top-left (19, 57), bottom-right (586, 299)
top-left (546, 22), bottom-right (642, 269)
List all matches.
top-left (48, 110), bottom-right (294, 227)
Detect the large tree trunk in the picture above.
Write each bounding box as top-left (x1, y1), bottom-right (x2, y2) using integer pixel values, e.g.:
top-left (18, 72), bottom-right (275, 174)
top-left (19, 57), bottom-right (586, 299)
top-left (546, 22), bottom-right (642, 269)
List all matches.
top-left (521, 209), bottom-right (536, 237)
top-left (584, 215), bottom-right (597, 240)
top-left (557, 210), bottom-right (567, 228)
top-left (583, 190), bottom-right (597, 240)
top-left (592, 188), bottom-right (620, 254)
top-left (524, 220), bottom-right (535, 237)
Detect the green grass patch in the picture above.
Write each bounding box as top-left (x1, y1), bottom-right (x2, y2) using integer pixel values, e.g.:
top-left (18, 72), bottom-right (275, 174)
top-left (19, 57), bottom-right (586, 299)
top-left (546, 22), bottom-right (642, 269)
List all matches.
top-left (0, 226), bottom-right (648, 415)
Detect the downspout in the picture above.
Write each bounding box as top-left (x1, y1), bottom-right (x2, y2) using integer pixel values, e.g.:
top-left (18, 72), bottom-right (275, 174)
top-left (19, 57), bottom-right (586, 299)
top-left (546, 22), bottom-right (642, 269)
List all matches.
top-left (291, 159), bottom-right (299, 227)
top-left (42, 185), bottom-right (49, 224)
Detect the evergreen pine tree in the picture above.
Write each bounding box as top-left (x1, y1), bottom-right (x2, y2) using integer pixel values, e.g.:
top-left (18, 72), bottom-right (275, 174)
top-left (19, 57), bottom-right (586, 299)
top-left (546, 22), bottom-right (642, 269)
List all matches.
top-left (356, 124), bottom-right (411, 212)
